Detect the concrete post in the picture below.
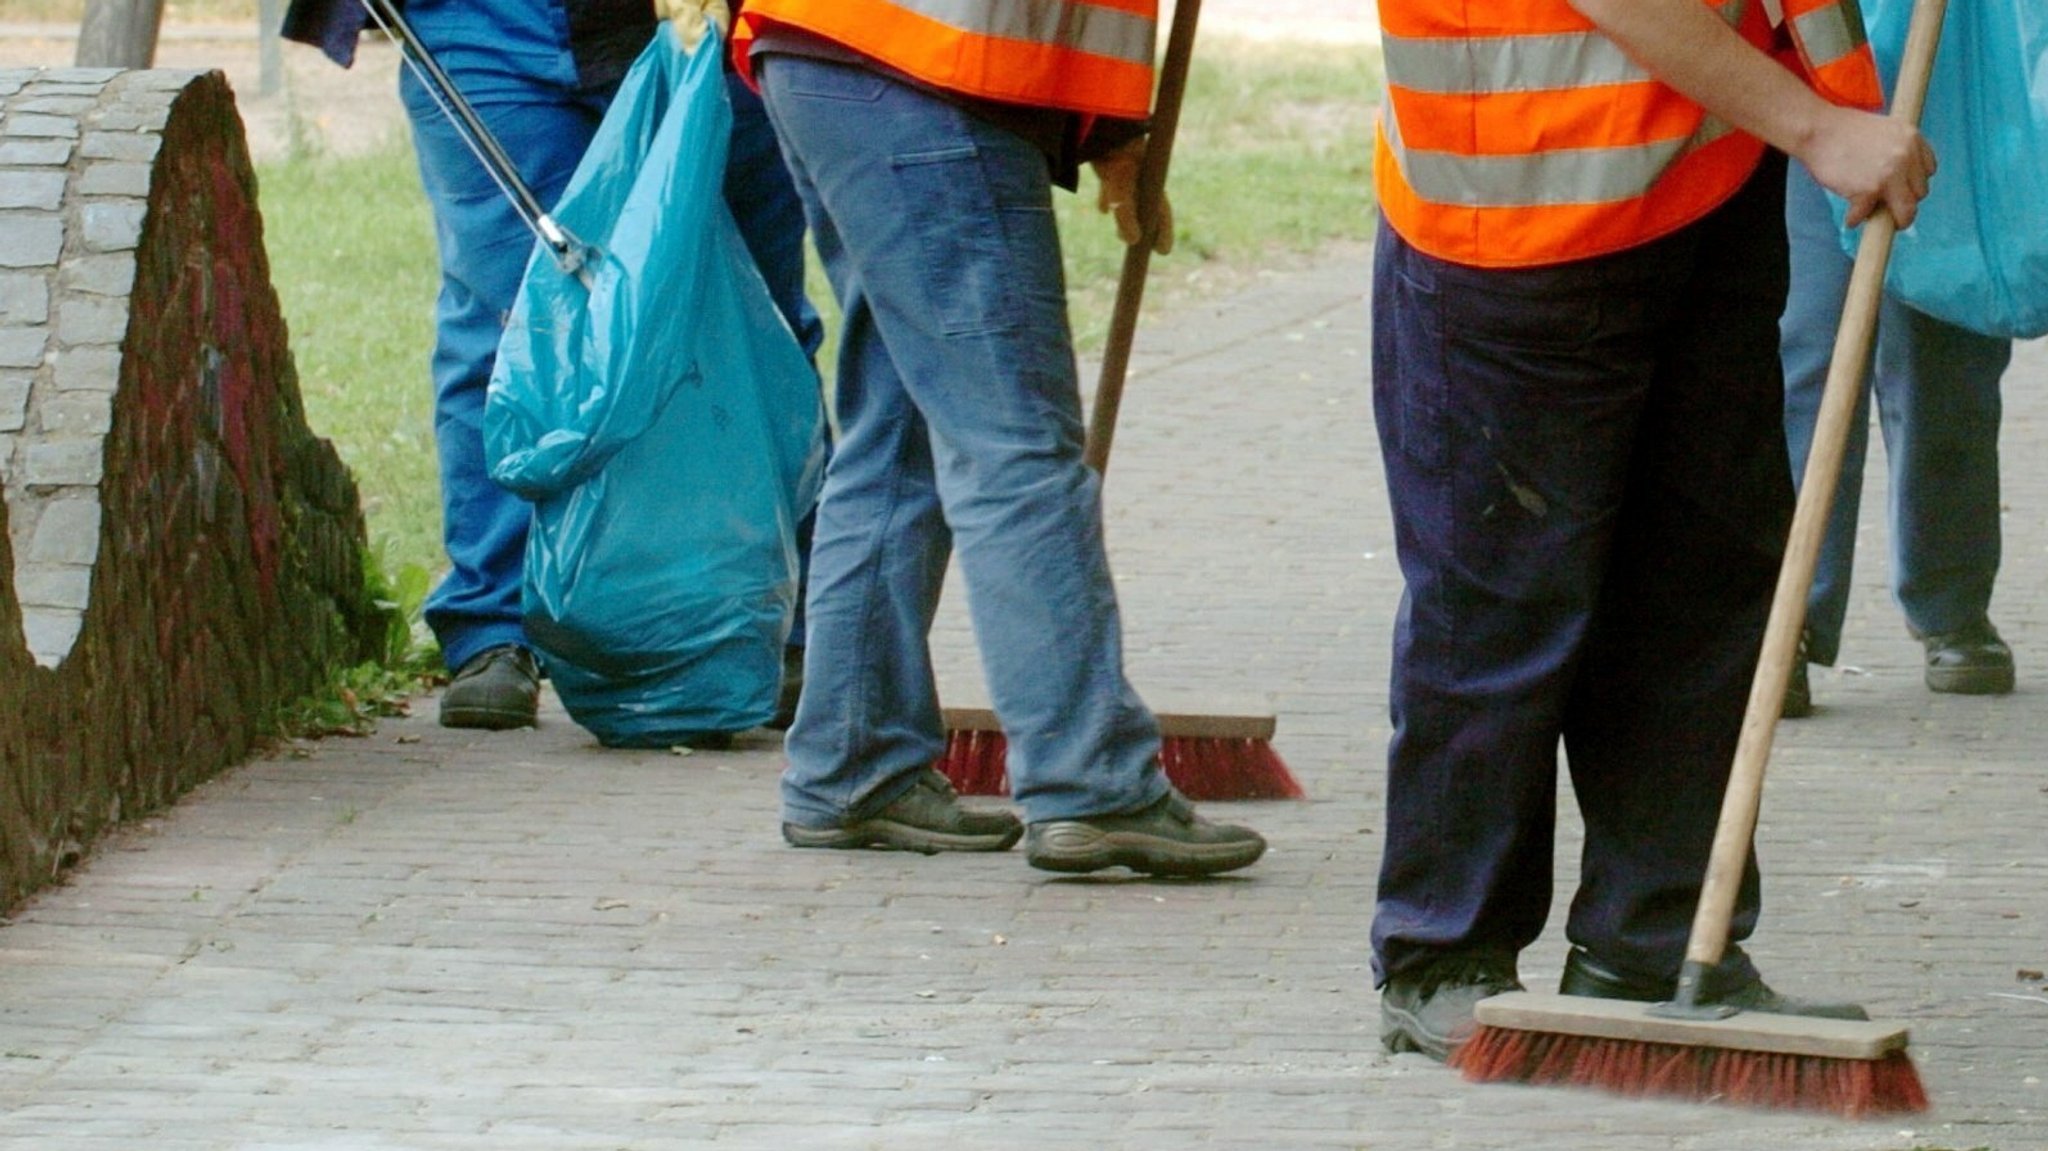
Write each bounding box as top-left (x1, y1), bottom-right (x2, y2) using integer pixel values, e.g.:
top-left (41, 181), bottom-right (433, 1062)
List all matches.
top-left (74, 0), bottom-right (167, 68)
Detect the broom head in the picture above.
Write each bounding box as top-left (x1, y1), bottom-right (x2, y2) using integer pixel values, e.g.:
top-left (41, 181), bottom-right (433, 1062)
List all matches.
top-left (1450, 992), bottom-right (1928, 1118)
top-left (938, 705), bottom-right (1306, 800)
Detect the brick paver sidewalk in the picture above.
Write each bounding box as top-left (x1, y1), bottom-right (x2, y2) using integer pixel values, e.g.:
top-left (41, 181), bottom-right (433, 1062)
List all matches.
top-left (1, 248), bottom-right (2044, 1150)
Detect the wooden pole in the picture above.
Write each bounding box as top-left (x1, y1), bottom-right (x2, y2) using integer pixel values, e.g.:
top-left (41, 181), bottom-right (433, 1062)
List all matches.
top-left (74, 0), bottom-right (167, 68)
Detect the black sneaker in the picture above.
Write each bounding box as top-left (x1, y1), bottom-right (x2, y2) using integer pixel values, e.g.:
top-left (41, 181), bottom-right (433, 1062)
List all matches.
top-left (1379, 951), bottom-right (1523, 1061)
top-left (1023, 790), bottom-right (1265, 877)
top-left (439, 645), bottom-right (540, 730)
top-left (782, 768), bottom-right (1022, 854)
top-left (1558, 946), bottom-right (1868, 1020)
top-left (1923, 619), bottom-right (2016, 695)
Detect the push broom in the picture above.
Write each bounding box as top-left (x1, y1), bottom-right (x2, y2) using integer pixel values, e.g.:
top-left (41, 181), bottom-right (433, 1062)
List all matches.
top-left (936, 0), bottom-right (1306, 802)
top-left (1448, 0), bottom-right (1947, 1118)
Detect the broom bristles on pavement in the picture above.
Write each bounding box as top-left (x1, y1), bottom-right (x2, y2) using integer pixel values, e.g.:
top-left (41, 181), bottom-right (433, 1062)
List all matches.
top-left (1449, 1023), bottom-right (1930, 1118)
top-left (936, 729), bottom-right (1306, 800)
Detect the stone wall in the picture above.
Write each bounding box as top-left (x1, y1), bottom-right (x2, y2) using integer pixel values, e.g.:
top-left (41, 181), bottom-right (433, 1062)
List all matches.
top-left (0, 67), bottom-right (388, 909)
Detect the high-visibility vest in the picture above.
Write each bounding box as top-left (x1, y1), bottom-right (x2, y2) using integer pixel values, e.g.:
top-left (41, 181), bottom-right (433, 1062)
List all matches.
top-left (733, 0), bottom-right (1158, 120)
top-left (1376, 0), bottom-right (1884, 268)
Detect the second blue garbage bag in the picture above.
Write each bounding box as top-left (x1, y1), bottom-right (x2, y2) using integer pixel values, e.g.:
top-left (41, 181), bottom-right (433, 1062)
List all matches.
top-left (1834, 0), bottom-right (2048, 339)
top-left (483, 25), bottom-right (825, 747)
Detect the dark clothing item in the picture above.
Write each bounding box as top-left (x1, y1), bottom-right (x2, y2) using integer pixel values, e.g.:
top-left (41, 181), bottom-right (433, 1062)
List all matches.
top-left (282, 0), bottom-right (656, 91)
top-left (1369, 155), bottom-right (1794, 988)
top-left (745, 24), bottom-right (1144, 191)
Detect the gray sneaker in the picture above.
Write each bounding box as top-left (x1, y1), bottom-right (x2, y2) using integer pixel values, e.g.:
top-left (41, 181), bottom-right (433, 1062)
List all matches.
top-left (782, 768), bottom-right (1022, 854)
top-left (1380, 951), bottom-right (1524, 1061)
top-left (1024, 790), bottom-right (1266, 877)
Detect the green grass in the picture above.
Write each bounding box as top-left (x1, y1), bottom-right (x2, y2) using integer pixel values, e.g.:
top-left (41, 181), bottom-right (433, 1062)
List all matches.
top-left (257, 40), bottom-right (1378, 600)
top-left (258, 145), bottom-right (443, 588)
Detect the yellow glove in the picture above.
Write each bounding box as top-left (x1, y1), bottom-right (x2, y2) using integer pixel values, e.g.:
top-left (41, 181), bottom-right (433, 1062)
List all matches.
top-left (1089, 137), bottom-right (1174, 255)
top-left (656, 0), bottom-right (731, 53)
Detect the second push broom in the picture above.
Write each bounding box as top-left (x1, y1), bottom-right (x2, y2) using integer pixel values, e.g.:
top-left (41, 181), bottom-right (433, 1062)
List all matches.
top-left (1447, 0), bottom-right (1947, 1117)
top-left (935, 0), bottom-right (1305, 803)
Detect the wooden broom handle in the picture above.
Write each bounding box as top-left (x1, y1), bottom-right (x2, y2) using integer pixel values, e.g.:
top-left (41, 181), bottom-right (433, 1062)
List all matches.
top-left (1083, 0), bottom-right (1202, 475)
top-left (1682, 0), bottom-right (1950, 977)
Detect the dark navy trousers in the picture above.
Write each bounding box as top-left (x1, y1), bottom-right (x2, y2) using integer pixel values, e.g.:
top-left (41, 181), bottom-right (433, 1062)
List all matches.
top-left (1369, 156), bottom-right (1792, 988)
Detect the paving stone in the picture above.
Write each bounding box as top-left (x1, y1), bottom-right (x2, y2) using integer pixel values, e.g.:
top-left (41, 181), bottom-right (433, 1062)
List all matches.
top-left (72, 161), bottom-right (151, 198)
top-left (0, 213), bottom-right (63, 267)
top-left (25, 497), bottom-right (102, 563)
top-left (0, 138), bottom-right (73, 165)
top-left (79, 200), bottom-right (146, 252)
top-left (0, 325), bottom-right (46, 368)
top-left (0, 373), bottom-right (28, 431)
top-left (51, 345), bottom-right (122, 392)
top-left (0, 169), bottom-right (65, 211)
top-left (21, 439), bottom-right (104, 485)
top-left (0, 271), bottom-right (49, 324)
top-left (54, 296), bottom-right (129, 345)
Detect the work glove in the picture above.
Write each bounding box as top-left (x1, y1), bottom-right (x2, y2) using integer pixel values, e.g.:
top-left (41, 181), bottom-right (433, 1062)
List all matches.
top-left (656, 0), bottom-right (730, 54)
top-left (1090, 137), bottom-right (1175, 255)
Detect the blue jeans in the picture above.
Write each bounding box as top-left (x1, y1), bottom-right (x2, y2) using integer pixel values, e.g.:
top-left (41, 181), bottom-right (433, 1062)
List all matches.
top-left (758, 55), bottom-right (1169, 826)
top-left (1370, 158), bottom-right (1791, 987)
top-left (400, 0), bottom-right (821, 671)
top-left (1781, 162), bottom-right (2010, 664)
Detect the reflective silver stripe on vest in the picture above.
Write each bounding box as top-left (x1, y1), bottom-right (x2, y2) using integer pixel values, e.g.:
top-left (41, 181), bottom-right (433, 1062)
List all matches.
top-left (1383, 32), bottom-right (1647, 96)
top-left (1384, 99), bottom-right (1738, 208)
top-left (1789, 1), bottom-right (1868, 70)
top-left (1380, 0), bottom-right (1749, 207)
top-left (1382, 0), bottom-right (1744, 97)
top-left (888, 0), bottom-right (1155, 66)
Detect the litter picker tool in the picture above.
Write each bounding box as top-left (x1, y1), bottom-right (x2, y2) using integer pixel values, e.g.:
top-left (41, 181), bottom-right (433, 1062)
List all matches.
top-left (359, 0), bottom-right (595, 281)
top-left (1449, 0), bottom-right (1946, 1117)
top-left (937, 0), bottom-right (1305, 802)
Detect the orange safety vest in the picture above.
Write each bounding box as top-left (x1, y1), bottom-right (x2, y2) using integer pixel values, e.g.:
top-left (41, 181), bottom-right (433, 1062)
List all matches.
top-left (1375, 0), bottom-right (1884, 268)
top-left (733, 0), bottom-right (1158, 120)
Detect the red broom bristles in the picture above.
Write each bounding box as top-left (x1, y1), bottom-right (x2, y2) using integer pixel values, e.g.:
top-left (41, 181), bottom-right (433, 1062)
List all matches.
top-left (1449, 1024), bottom-right (1929, 1118)
top-left (935, 730), bottom-right (1307, 800)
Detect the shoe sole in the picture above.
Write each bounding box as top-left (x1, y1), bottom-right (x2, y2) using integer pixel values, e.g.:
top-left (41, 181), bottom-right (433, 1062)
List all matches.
top-left (440, 704), bottom-right (537, 731)
top-left (1024, 825), bottom-right (1266, 877)
top-left (781, 819), bottom-right (1022, 855)
top-left (1926, 666), bottom-right (2015, 695)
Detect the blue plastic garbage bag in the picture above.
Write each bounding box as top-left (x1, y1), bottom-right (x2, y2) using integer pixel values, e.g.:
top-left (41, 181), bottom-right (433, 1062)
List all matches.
top-left (483, 25), bottom-right (825, 747)
top-left (1833, 0), bottom-right (2048, 338)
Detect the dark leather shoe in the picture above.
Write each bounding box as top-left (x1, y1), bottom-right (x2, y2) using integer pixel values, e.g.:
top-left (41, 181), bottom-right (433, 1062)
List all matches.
top-left (439, 645), bottom-right (540, 730)
top-left (1559, 946), bottom-right (1868, 1020)
top-left (1923, 620), bottom-right (2015, 695)
top-left (1380, 951), bottom-right (1524, 1061)
top-left (783, 768), bottom-right (1022, 854)
top-left (1024, 790), bottom-right (1265, 877)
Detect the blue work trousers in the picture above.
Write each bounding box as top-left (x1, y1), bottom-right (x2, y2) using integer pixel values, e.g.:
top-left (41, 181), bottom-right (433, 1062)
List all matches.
top-left (400, 0), bottom-right (821, 671)
top-left (1370, 158), bottom-right (1793, 987)
top-left (1780, 161), bottom-right (2010, 664)
top-left (758, 56), bottom-right (1169, 826)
